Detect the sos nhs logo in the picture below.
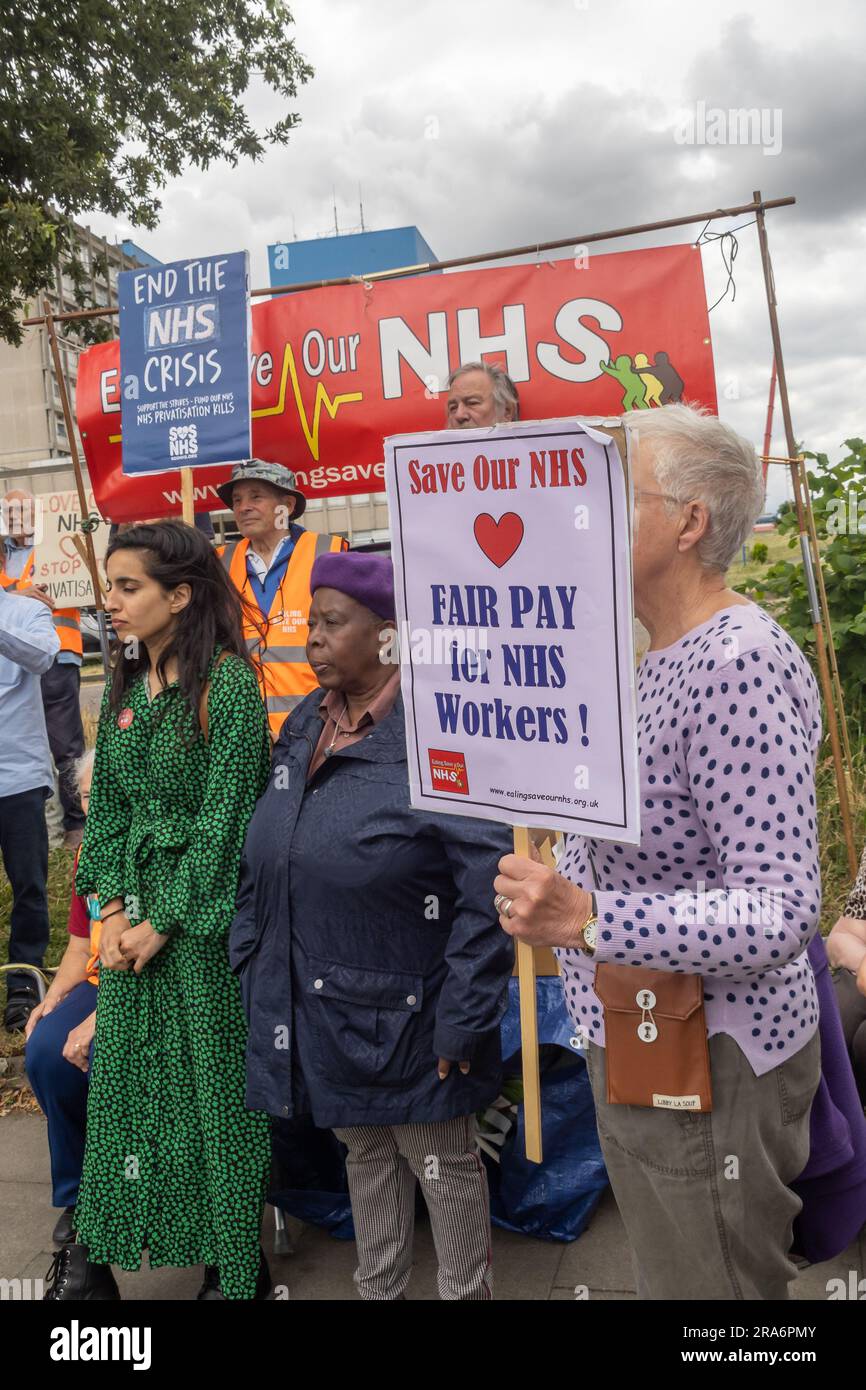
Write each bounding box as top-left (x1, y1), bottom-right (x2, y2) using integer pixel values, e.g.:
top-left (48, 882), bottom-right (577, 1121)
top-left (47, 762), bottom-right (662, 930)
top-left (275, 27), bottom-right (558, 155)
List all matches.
top-left (428, 749), bottom-right (469, 795)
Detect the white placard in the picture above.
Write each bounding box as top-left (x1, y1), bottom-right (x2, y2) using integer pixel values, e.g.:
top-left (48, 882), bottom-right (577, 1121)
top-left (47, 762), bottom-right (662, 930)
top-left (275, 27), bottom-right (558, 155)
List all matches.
top-left (31, 490), bottom-right (108, 605)
top-left (385, 417), bottom-right (640, 842)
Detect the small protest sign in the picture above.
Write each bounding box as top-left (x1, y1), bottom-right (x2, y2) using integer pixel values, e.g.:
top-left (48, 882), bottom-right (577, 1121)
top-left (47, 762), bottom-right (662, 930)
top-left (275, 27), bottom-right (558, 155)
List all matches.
top-left (30, 490), bottom-right (108, 606)
top-left (385, 418), bottom-right (640, 843)
top-left (118, 251), bottom-right (252, 476)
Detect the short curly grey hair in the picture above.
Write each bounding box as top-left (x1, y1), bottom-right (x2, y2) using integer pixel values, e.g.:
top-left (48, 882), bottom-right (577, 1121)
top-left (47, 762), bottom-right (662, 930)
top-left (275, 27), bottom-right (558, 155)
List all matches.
top-left (447, 361), bottom-right (520, 420)
top-left (624, 403), bottom-right (765, 572)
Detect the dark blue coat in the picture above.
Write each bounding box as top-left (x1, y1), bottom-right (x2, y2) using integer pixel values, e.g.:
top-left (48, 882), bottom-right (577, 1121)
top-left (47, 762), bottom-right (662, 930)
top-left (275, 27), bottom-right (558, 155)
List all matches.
top-left (229, 689), bottom-right (514, 1127)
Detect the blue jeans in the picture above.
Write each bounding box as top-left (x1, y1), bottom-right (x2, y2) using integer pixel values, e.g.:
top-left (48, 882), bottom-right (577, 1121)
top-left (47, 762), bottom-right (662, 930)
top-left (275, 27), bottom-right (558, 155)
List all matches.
top-left (25, 979), bottom-right (97, 1208)
top-left (0, 785), bottom-right (50, 996)
top-left (41, 661), bottom-right (85, 832)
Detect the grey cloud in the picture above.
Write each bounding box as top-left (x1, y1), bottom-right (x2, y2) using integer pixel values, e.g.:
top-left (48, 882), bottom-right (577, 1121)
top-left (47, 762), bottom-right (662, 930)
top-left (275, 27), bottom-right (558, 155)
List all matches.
top-left (681, 14), bottom-right (866, 227)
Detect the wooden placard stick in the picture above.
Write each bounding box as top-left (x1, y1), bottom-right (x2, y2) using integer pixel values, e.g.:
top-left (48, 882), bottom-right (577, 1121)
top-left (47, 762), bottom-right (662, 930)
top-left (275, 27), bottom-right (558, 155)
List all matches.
top-left (180, 468), bottom-right (195, 525)
top-left (513, 824), bottom-right (542, 1163)
top-left (70, 534), bottom-right (105, 603)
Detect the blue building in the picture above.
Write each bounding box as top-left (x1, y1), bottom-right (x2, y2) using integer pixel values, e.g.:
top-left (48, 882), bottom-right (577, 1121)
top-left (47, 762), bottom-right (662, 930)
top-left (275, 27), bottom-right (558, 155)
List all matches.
top-left (268, 226), bottom-right (437, 286)
top-left (120, 239), bottom-right (163, 268)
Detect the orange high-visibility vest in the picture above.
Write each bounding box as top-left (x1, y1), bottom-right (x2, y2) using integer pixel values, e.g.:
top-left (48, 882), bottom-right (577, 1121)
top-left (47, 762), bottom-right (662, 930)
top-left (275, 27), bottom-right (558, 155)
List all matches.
top-left (220, 531), bottom-right (346, 737)
top-left (0, 551), bottom-right (83, 658)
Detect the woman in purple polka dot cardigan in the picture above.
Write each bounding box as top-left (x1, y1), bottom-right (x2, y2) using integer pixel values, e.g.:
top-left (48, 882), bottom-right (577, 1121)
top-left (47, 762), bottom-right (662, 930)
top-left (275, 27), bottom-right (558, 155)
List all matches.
top-left (495, 404), bottom-right (866, 1299)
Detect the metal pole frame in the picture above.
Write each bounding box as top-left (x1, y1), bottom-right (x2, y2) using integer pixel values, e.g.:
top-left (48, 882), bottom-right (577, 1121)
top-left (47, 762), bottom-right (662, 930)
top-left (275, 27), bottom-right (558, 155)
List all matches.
top-left (20, 195), bottom-right (796, 329)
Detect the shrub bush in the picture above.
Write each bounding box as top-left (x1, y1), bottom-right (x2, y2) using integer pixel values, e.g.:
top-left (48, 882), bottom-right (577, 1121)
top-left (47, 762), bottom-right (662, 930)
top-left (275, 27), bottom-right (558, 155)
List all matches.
top-left (739, 438), bottom-right (866, 728)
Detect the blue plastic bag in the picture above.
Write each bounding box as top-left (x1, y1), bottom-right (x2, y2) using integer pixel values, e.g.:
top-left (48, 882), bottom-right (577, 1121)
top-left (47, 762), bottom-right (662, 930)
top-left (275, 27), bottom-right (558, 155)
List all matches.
top-left (486, 978), bottom-right (608, 1242)
top-left (269, 1115), bottom-right (355, 1239)
top-left (269, 978), bottom-right (609, 1244)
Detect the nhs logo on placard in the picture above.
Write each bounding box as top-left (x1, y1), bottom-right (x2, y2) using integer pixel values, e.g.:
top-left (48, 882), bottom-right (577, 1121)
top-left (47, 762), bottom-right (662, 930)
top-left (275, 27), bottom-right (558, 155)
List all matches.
top-left (169, 424), bottom-right (199, 459)
top-left (144, 299), bottom-right (221, 351)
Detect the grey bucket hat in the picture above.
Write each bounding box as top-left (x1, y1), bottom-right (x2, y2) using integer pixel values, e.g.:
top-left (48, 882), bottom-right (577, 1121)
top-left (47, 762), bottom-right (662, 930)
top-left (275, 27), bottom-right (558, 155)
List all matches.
top-left (215, 459), bottom-right (307, 517)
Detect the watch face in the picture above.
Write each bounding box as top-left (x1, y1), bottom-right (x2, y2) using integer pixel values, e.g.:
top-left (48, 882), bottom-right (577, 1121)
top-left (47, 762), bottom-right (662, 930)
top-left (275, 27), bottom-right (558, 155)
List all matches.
top-left (583, 921), bottom-right (598, 950)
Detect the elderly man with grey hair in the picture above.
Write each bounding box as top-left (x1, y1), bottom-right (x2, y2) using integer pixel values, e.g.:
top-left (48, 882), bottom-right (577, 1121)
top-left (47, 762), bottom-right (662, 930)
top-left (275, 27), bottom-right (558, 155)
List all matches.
top-left (445, 361), bottom-right (519, 428)
top-left (493, 403), bottom-right (824, 1300)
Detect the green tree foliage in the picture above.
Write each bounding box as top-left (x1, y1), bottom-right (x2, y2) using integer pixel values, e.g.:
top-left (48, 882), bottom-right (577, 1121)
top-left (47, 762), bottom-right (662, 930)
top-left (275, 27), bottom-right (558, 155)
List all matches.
top-left (741, 439), bottom-right (866, 725)
top-left (0, 0), bottom-right (313, 344)
top-left (750, 541), bottom-right (769, 564)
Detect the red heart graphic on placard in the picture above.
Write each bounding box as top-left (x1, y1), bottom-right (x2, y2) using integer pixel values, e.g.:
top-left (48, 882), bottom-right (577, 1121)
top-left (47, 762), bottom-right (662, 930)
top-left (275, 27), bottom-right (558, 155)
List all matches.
top-left (473, 512), bottom-right (525, 567)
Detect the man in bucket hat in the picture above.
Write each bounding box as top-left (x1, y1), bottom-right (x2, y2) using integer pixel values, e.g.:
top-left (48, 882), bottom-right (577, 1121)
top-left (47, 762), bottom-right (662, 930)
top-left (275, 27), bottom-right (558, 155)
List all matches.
top-left (216, 460), bottom-right (347, 738)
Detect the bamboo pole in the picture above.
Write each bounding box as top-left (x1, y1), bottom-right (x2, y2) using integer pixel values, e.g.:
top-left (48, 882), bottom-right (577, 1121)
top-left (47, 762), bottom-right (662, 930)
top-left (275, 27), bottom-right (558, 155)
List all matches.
top-left (513, 825), bottom-right (542, 1164)
top-left (796, 455), bottom-right (856, 782)
top-left (41, 298), bottom-right (112, 685)
top-left (787, 462), bottom-right (856, 874)
top-left (42, 299), bottom-right (103, 608)
top-left (20, 196), bottom-right (796, 328)
top-left (70, 533), bottom-right (104, 604)
top-left (761, 358), bottom-right (777, 485)
top-left (762, 453), bottom-right (856, 793)
top-left (751, 196), bottom-right (858, 880)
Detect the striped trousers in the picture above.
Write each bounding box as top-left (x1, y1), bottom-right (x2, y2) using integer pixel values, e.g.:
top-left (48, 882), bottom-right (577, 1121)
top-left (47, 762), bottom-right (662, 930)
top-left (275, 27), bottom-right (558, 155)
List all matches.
top-left (333, 1115), bottom-right (493, 1301)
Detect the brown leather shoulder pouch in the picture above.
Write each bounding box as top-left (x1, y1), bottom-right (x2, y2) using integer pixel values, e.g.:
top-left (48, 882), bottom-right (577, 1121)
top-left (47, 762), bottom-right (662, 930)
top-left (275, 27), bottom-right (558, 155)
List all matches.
top-left (593, 963), bottom-right (713, 1112)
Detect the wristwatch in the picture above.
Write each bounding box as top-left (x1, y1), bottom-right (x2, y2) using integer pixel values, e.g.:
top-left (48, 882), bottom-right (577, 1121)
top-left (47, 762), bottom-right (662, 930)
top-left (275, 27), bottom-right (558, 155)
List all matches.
top-left (576, 893), bottom-right (599, 956)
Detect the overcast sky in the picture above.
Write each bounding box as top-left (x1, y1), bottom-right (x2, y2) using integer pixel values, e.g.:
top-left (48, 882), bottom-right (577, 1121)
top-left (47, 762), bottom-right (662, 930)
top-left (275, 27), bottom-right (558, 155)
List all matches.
top-left (87, 0), bottom-right (866, 509)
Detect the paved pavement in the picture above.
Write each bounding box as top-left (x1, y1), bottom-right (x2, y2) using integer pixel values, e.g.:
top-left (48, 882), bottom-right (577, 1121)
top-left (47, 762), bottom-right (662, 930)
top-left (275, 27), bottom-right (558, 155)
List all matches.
top-left (2, 1112), bottom-right (863, 1301)
top-left (79, 674), bottom-right (105, 718)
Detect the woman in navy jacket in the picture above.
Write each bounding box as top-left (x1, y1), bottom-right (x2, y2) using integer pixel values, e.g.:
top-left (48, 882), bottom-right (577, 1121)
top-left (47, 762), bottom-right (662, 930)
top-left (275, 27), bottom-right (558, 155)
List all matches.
top-left (230, 552), bottom-right (513, 1300)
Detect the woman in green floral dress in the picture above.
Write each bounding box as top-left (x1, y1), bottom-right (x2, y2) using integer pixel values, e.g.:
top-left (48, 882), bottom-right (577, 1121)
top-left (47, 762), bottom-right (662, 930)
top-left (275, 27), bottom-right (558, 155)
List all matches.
top-left (45, 521), bottom-right (272, 1301)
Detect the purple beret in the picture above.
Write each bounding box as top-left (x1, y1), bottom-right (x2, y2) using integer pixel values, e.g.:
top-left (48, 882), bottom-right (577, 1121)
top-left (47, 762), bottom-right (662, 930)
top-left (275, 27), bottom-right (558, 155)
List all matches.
top-left (310, 552), bottom-right (396, 620)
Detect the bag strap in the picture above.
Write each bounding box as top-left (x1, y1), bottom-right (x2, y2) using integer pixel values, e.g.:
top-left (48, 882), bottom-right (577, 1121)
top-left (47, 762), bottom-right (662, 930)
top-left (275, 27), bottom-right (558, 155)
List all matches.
top-left (199, 651), bottom-right (229, 742)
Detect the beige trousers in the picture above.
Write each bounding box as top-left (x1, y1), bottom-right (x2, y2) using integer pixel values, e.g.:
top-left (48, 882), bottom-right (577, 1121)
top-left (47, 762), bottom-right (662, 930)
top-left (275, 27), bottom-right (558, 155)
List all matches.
top-left (586, 1029), bottom-right (821, 1299)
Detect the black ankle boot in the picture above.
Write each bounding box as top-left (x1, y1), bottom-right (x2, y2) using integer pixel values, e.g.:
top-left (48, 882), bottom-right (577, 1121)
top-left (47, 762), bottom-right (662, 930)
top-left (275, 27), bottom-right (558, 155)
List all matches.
top-left (44, 1243), bottom-right (120, 1300)
top-left (196, 1250), bottom-right (272, 1300)
top-left (52, 1207), bottom-right (77, 1247)
top-left (197, 1264), bottom-right (222, 1300)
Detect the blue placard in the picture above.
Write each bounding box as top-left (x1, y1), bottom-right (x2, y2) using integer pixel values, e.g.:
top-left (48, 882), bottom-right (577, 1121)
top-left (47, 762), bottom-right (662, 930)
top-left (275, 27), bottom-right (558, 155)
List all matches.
top-left (118, 251), bottom-right (252, 475)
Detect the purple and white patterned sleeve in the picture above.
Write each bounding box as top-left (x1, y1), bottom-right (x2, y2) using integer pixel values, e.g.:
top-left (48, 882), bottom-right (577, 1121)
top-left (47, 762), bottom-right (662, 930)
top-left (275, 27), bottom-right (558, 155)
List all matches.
top-left (591, 656), bottom-right (821, 980)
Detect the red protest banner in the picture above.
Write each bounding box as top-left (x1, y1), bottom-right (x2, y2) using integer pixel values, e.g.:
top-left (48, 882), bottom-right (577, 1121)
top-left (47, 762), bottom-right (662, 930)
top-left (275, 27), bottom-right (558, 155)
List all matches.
top-left (77, 243), bottom-right (715, 522)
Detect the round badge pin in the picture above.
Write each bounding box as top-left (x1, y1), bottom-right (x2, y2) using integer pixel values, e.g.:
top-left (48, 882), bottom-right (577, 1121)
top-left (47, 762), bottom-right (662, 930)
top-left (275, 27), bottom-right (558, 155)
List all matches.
top-left (117, 708), bottom-right (134, 730)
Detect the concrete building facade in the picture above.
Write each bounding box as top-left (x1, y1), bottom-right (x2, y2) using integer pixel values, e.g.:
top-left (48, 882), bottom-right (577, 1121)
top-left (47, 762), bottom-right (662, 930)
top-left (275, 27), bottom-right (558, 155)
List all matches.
top-left (0, 221), bottom-right (148, 495)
